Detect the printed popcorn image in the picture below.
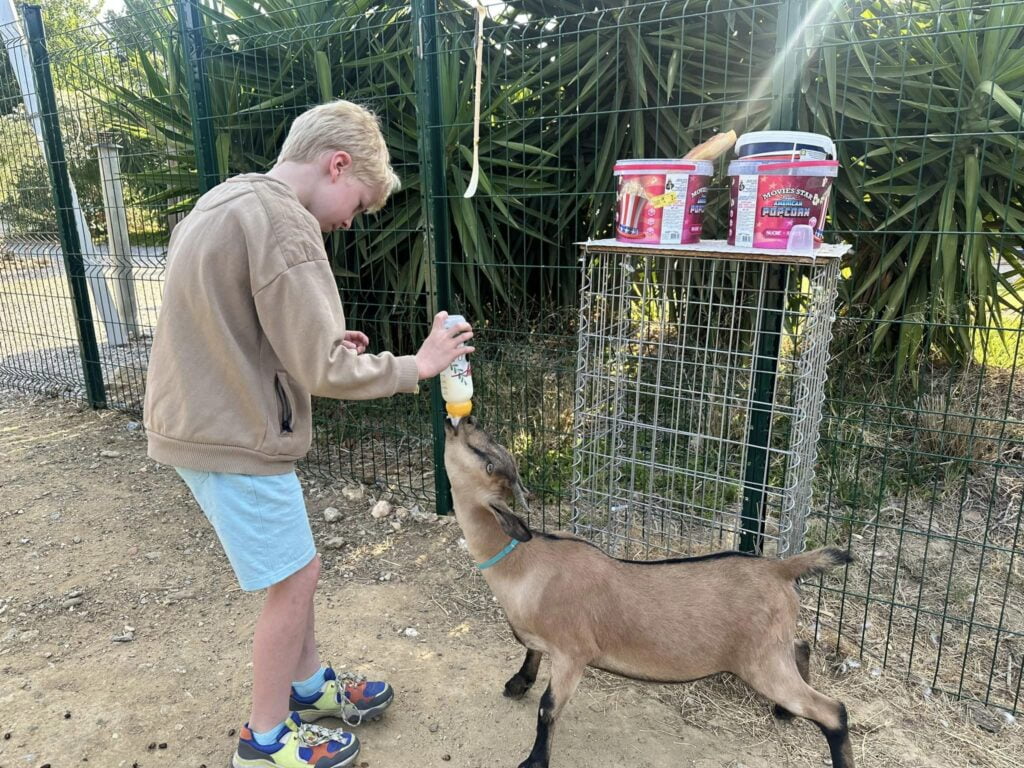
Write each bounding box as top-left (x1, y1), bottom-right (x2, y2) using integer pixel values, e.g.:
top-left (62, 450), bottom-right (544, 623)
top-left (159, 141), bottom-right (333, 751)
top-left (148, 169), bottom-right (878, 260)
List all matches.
top-left (616, 178), bottom-right (649, 237)
top-left (613, 160), bottom-right (714, 244)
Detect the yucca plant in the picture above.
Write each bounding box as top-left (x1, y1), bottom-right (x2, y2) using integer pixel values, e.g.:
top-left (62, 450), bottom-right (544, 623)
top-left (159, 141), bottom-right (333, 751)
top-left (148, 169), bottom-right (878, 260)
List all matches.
top-left (802, 0), bottom-right (1024, 381)
top-left (91, 0), bottom-right (783, 336)
top-left (93, 0), bottom-right (568, 334)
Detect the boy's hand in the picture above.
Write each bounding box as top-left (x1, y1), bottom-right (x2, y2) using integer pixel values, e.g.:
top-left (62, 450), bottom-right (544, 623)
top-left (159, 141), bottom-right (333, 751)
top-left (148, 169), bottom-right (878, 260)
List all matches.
top-left (341, 330), bottom-right (369, 354)
top-left (415, 311), bottom-right (475, 380)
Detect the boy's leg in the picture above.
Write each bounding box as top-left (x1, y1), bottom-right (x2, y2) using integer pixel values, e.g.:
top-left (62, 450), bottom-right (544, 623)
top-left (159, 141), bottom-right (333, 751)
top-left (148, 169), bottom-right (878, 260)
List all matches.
top-left (294, 584), bottom-right (320, 683)
top-left (175, 469), bottom-right (360, 766)
top-left (250, 554), bottom-right (321, 732)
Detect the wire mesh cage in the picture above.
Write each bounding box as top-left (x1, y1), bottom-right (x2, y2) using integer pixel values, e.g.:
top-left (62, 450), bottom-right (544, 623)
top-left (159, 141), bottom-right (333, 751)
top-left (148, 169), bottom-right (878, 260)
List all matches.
top-left (572, 241), bottom-right (842, 559)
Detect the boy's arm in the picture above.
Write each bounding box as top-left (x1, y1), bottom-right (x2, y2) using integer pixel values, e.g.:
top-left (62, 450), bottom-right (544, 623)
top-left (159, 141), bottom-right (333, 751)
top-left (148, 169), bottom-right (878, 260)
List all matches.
top-left (254, 259), bottom-right (419, 399)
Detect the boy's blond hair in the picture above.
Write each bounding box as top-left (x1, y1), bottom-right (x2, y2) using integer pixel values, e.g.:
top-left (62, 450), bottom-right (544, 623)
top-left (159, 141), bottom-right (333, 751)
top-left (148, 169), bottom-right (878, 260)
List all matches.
top-left (277, 100), bottom-right (401, 212)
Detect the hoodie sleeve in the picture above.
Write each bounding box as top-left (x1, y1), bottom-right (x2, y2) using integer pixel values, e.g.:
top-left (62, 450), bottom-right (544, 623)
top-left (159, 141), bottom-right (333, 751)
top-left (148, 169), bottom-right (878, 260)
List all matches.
top-left (253, 259), bottom-right (419, 400)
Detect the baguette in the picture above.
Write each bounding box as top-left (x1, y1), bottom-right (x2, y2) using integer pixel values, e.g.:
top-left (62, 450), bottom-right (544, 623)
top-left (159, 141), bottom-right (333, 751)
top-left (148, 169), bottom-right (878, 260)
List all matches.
top-left (683, 129), bottom-right (737, 161)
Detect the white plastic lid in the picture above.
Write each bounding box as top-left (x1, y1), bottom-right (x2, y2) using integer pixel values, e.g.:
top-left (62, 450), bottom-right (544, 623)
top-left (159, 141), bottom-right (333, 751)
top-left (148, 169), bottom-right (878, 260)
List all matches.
top-left (728, 159), bottom-right (839, 177)
top-left (735, 131), bottom-right (836, 159)
top-left (728, 158), bottom-right (781, 175)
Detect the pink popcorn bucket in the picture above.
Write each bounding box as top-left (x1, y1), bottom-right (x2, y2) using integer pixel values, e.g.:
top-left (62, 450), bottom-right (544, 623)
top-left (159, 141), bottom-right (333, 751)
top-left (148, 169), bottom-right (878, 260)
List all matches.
top-left (614, 160), bottom-right (713, 244)
top-left (727, 159), bottom-right (839, 249)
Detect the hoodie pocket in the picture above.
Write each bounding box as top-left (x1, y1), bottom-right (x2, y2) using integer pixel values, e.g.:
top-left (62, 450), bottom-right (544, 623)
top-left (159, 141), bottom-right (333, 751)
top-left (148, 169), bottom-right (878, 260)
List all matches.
top-left (274, 372), bottom-right (294, 434)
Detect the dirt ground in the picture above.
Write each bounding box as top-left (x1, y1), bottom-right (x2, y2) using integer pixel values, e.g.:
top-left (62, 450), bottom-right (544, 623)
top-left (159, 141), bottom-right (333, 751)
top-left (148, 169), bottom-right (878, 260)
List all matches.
top-left (1, 390), bottom-right (1021, 768)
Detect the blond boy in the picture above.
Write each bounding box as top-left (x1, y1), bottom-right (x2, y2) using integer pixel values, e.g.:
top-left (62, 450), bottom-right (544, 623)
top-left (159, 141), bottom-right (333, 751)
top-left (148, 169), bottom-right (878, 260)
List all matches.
top-left (144, 101), bottom-right (474, 768)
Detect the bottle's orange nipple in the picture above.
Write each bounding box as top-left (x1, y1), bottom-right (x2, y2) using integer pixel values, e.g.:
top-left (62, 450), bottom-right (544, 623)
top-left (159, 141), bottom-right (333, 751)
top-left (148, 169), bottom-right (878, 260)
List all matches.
top-left (445, 400), bottom-right (473, 418)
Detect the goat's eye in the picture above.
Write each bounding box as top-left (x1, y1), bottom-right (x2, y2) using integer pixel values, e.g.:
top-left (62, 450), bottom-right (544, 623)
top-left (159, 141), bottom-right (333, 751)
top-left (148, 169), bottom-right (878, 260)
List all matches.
top-left (486, 462), bottom-right (494, 474)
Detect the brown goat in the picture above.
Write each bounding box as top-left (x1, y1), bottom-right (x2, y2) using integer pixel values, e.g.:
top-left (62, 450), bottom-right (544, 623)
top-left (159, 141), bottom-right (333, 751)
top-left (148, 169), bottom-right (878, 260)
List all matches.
top-left (444, 417), bottom-right (854, 768)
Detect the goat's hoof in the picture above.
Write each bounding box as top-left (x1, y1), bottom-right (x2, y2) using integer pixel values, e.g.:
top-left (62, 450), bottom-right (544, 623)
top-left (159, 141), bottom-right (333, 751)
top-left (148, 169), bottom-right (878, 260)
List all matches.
top-left (503, 675), bottom-right (532, 699)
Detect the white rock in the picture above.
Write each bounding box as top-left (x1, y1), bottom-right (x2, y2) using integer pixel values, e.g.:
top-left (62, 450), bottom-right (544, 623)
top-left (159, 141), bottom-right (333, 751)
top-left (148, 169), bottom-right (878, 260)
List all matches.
top-left (370, 500), bottom-right (392, 519)
top-left (394, 506), bottom-right (409, 521)
top-left (323, 507), bottom-right (341, 523)
top-left (390, 521), bottom-right (402, 532)
top-left (100, 450), bottom-right (121, 458)
top-left (341, 485), bottom-right (364, 502)
top-left (324, 537), bottom-right (346, 550)
top-left (402, 627), bottom-right (419, 637)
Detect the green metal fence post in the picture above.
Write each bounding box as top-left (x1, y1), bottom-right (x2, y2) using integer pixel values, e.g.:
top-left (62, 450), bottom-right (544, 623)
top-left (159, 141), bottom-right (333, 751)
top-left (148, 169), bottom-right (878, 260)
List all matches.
top-left (739, 0), bottom-right (808, 553)
top-left (21, 4), bottom-right (105, 408)
top-left (739, 263), bottom-right (789, 554)
top-left (411, 0), bottom-right (455, 515)
top-left (176, 0), bottom-right (219, 194)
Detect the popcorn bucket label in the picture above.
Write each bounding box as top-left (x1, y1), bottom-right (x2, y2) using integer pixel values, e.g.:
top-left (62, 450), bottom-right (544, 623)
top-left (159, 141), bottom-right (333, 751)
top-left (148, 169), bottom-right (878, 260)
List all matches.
top-left (616, 170), bottom-right (709, 244)
top-left (729, 173), bottom-right (832, 249)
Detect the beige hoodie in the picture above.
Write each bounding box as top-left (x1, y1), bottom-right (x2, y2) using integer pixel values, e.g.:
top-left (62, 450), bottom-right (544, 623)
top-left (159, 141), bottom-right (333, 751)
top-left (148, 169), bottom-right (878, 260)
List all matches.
top-left (144, 174), bottom-right (419, 475)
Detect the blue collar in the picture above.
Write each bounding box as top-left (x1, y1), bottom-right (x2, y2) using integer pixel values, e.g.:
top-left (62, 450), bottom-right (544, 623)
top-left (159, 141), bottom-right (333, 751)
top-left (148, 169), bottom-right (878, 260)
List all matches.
top-left (476, 539), bottom-right (520, 570)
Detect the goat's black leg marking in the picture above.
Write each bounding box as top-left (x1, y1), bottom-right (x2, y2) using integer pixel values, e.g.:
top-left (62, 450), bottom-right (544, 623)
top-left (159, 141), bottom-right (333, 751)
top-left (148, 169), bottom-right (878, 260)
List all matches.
top-left (773, 640), bottom-right (813, 720)
top-left (517, 683), bottom-right (555, 768)
top-left (772, 703), bottom-right (796, 720)
top-left (504, 648), bottom-right (542, 699)
top-left (517, 655), bottom-right (584, 768)
top-left (744, 653), bottom-right (853, 766)
top-left (814, 702), bottom-right (854, 768)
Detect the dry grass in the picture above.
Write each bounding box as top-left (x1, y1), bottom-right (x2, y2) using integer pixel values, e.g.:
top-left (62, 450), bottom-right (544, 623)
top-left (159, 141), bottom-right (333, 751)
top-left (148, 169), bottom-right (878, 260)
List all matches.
top-left (809, 364), bottom-right (1024, 721)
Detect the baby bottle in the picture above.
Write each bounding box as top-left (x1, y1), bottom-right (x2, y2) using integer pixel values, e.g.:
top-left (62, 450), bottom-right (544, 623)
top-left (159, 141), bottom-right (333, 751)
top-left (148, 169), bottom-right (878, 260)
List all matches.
top-left (440, 314), bottom-right (473, 422)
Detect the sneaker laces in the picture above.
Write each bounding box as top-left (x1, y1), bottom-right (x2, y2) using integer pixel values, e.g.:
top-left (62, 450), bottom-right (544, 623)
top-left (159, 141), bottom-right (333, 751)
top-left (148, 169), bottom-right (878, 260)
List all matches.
top-left (296, 720), bottom-right (352, 747)
top-left (335, 672), bottom-right (367, 727)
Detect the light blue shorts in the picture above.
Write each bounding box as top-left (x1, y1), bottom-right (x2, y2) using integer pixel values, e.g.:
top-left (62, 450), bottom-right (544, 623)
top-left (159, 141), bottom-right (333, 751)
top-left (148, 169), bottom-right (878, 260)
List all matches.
top-left (175, 468), bottom-right (316, 591)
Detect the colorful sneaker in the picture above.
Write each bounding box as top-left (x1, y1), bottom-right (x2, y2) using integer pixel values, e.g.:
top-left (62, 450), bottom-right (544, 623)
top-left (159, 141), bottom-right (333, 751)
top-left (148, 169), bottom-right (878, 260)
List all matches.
top-left (232, 712), bottom-right (359, 768)
top-left (289, 667), bottom-right (394, 725)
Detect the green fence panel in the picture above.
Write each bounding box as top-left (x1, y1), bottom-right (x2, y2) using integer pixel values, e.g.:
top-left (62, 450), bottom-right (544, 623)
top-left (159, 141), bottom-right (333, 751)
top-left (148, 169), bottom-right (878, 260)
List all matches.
top-left (0, 11), bottom-right (116, 404)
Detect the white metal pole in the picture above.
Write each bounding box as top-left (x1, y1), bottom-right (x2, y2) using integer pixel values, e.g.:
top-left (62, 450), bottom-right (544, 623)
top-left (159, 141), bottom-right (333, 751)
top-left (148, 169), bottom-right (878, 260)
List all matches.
top-left (96, 133), bottom-right (139, 338)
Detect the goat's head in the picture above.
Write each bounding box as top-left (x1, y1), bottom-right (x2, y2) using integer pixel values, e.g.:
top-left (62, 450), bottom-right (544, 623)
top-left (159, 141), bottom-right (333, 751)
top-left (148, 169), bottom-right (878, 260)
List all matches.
top-left (443, 416), bottom-right (532, 541)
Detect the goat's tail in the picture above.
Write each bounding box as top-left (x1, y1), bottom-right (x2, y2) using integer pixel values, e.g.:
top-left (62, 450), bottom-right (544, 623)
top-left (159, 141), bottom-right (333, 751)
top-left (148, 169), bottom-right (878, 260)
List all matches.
top-left (774, 547), bottom-right (853, 582)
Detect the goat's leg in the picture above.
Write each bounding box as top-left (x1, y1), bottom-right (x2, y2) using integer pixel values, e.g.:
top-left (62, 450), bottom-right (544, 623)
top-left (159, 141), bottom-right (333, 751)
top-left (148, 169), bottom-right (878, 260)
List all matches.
top-left (742, 659), bottom-right (854, 768)
top-left (505, 648), bottom-right (543, 699)
top-left (773, 639), bottom-right (812, 720)
top-left (517, 654), bottom-right (584, 768)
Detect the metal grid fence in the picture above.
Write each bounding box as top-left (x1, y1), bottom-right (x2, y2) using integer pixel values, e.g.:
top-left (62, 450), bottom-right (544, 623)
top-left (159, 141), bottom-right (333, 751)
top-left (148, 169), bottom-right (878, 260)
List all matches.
top-left (573, 243), bottom-right (842, 559)
top-left (0, 0), bottom-right (1020, 715)
top-left (801, 0), bottom-right (1024, 715)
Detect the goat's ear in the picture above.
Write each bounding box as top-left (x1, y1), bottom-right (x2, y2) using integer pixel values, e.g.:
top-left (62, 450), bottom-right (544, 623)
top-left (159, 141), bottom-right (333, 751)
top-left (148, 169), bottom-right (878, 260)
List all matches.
top-left (489, 501), bottom-right (532, 542)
